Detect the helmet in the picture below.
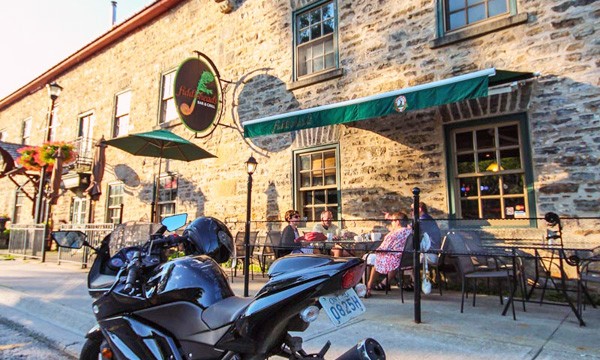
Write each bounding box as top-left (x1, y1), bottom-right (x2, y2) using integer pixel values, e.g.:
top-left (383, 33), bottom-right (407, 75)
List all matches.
top-left (183, 217), bottom-right (233, 263)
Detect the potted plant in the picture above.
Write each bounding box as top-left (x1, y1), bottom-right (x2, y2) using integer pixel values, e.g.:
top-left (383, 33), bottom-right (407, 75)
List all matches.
top-left (17, 142), bottom-right (77, 172)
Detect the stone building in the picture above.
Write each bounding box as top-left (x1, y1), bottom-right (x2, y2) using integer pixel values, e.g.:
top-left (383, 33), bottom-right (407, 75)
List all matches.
top-left (0, 0), bottom-right (598, 241)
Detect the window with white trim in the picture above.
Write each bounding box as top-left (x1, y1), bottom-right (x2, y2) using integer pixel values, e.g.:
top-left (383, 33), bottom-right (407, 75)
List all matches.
top-left (294, 147), bottom-right (340, 221)
top-left (160, 70), bottom-right (178, 124)
top-left (113, 91), bottom-right (131, 138)
top-left (157, 173), bottom-right (178, 220)
top-left (71, 197), bottom-right (88, 224)
top-left (294, 1), bottom-right (338, 79)
top-left (13, 191), bottom-right (25, 224)
top-left (449, 119), bottom-right (533, 221)
top-left (106, 183), bottom-right (124, 224)
top-left (21, 118), bottom-right (32, 145)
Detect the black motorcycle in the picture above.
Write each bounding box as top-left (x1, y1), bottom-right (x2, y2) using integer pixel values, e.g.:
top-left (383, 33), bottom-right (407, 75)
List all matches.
top-left (51, 214), bottom-right (385, 360)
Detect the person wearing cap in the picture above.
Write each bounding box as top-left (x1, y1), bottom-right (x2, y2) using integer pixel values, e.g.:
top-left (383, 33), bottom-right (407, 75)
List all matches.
top-left (411, 202), bottom-right (442, 265)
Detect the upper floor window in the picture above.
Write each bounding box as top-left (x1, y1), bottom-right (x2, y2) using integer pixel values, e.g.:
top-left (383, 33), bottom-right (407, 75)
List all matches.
top-left (294, 146), bottom-right (340, 221)
top-left (47, 106), bottom-right (58, 141)
top-left (113, 91), bottom-right (131, 138)
top-left (78, 113), bottom-right (95, 162)
top-left (21, 118), bottom-right (32, 145)
top-left (444, 0), bottom-right (510, 32)
top-left (294, 1), bottom-right (338, 79)
top-left (447, 115), bottom-right (535, 225)
top-left (160, 70), bottom-right (178, 124)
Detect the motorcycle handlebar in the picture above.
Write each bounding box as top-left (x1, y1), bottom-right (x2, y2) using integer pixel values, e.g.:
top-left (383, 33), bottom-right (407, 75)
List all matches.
top-left (123, 251), bottom-right (141, 293)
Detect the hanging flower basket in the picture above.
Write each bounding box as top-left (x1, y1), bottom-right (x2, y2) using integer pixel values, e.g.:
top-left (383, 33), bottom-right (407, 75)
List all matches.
top-left (17, 142), bottom-right (77, 172)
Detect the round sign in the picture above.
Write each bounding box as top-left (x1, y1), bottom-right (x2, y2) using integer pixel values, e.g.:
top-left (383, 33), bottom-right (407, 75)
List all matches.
top-left (393, 95), bottom-right (408, 113)
top-left (174, 57), bottom-right (222, 135)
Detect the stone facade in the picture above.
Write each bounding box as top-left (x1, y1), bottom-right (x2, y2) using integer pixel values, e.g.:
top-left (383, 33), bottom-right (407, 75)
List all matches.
top-left (0, 0), bottom-right (598, 241)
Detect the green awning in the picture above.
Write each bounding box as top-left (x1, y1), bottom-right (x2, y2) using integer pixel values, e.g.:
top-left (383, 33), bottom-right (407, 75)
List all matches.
top-left (244, 68), bottom-right (500, 138)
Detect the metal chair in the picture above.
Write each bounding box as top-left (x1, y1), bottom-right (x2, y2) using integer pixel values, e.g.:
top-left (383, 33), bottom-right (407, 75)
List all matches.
top-left (577, 246), bottom-right (600, 318)
top-left (254, 232), bottom-right (277, 276)
top-left (446, 231), bottom-right (518, 320)
top-left (231, 231), bottom-right (259, 280)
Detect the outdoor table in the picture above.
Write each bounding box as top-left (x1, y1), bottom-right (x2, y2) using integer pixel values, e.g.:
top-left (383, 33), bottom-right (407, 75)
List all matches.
top-left (485, 242), bottom-right (599, 326)
top-left (300, 240), bottom-right (382, 257)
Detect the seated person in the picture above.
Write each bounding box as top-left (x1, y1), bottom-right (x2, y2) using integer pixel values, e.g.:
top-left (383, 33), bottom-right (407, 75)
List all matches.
top-left (411, 202), bottom-right (442, 265)
top-left (279, 210), bottom-right (302, 256)
top-left (366, 212), bottom-right (411, 297)
top-left (312, 210), bottom-right (343, 256)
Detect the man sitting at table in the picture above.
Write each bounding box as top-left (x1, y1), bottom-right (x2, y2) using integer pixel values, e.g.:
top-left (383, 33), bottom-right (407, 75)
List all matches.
top-left (313, 210), bottom-right (346, 256)
top-left (411, 202), bottom-right (442, 265)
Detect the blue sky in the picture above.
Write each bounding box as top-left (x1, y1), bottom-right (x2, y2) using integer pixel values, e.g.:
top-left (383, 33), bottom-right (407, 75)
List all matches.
top-left (0, 0), bottom-right (153, 99)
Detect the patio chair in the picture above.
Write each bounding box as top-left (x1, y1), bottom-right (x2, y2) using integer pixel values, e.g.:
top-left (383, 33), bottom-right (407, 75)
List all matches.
top-left (231, 231), bottom-right (259, 280)
top-left (577, 247), bottom-right (600, 317)
top-left (445, 231), bottom-right (518, 320)
top-left (424, 233), bottom-right (455, 296)
top-left (254, 232), bottom-right (277, 276)
top-left (393, 234), bottom-right (415, 303)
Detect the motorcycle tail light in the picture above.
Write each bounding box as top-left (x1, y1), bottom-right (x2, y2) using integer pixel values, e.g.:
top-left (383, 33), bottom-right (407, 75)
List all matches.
top-left (300, 305), bottom-right (320, 323)
top-left (341, 263), bottom-right (366, 289)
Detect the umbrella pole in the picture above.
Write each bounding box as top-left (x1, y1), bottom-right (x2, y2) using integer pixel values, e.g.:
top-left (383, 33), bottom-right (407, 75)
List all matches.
top-left (153, 158), bottom-right (163, 223)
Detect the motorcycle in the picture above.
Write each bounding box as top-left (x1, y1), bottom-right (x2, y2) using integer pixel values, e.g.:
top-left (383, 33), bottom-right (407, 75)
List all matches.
top-left (51, 214), bottom-right (385, 360)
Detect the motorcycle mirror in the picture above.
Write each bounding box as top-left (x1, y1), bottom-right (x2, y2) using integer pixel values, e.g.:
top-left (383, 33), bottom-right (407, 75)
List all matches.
top-left (161, 213), bottom-right (188, 232)
top-left (51, 231), bottom-right (90, 249)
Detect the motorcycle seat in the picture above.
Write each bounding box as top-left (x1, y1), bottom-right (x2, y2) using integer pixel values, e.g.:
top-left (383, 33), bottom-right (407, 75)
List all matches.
top-left (202, 296), bottom-right (253, 329)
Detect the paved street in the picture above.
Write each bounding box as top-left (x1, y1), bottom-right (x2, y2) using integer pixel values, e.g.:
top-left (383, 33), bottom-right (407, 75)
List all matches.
top-left (0, 317), bottom-right (73, 359)
top-left (0, 256), bottom-right (599, 359)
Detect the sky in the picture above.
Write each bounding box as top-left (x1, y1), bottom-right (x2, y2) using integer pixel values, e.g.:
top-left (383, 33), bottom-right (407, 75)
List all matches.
top-left (0, 0), bottom-right (154, 99)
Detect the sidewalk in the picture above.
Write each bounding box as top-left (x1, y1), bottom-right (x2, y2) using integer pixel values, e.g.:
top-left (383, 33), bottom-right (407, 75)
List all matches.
top-left (0, 257), bottom-right (599, 359)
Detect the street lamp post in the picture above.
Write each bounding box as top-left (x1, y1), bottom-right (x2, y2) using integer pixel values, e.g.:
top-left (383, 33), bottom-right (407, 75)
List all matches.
top-left (36, 82), bottom-right (62, 262)
top-left (243, 155), bottom-right (258, 297)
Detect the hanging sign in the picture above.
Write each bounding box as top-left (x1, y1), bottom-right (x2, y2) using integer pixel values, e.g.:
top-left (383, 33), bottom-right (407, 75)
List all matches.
top-left (174, 55), bottom-right (222, 136)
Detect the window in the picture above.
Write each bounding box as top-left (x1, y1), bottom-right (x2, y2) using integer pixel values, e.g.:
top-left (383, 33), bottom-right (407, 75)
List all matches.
top-left (47, 107), bottom-right (58, 141)
top-left (13, 191), bottom-right (25, 224)
top-left (21, 118), bottom-right (31, 145)
top-left (294, 1), bottom-right (338, 79)
top-left (113, 91), bottom-right (131, 138)
top-left (444, 0), bottom-right (510, 32)
top-left (448, 117), bottom-right (534, 223)
top-left (294, 147), bottom-right (340, 221)
top-left (71, 197), bottom-right (88, 224)
top-left (106, 183), bottom-right (124, 224)
top-left (160, 70), bottom-right (178, 124)
top-left (157, 173), bottom-right (177, 220)
top-left (78, 113), bottom-right (94, 162)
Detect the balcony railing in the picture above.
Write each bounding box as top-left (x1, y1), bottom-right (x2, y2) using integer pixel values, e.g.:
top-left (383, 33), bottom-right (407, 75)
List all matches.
top-left (69, 137), bottom-right (94, 172)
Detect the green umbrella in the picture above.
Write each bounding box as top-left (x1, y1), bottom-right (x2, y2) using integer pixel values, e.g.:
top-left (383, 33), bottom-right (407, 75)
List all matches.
top-left (103, 129), bottom-right (216, 222)
top-left (103, 129), bottom-right (215, 161)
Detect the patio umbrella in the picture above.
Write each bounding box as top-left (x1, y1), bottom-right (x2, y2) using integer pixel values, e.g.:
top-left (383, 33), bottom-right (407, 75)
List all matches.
top-left (48, 148), bottom-right (64, 205)
top-left (103, 129), bottom-right (216, 222)
top-left (84, 137), bottom-right (107, 201)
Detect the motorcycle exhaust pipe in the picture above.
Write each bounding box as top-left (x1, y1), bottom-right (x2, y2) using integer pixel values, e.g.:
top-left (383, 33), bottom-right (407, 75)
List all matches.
top-left (335, 338), bottom-right (385, 360)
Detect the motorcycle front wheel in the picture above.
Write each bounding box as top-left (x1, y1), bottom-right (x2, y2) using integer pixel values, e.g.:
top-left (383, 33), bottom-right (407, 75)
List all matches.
top-left (80, 337), bottom-right (102, 360)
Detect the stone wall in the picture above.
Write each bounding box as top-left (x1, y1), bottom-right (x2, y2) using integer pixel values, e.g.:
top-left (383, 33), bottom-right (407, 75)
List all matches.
top-left (0, 0), bottom-right (597, 240)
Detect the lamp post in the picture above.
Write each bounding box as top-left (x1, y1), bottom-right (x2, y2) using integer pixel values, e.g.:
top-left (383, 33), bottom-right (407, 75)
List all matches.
top-left (243, 155), bottom-right (258, 297)
top-left (35, 82), bottom-right (61, 262)
top-left (412, 187), bottom-right (421, 324)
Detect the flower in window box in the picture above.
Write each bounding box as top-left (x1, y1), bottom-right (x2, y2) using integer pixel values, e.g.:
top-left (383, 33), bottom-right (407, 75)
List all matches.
top-left (17, 142), bottom-right (77, 171)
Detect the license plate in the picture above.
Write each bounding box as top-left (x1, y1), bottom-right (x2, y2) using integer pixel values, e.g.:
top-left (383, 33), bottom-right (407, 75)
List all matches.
top-left (319, 288), bottom-right (365, 326)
